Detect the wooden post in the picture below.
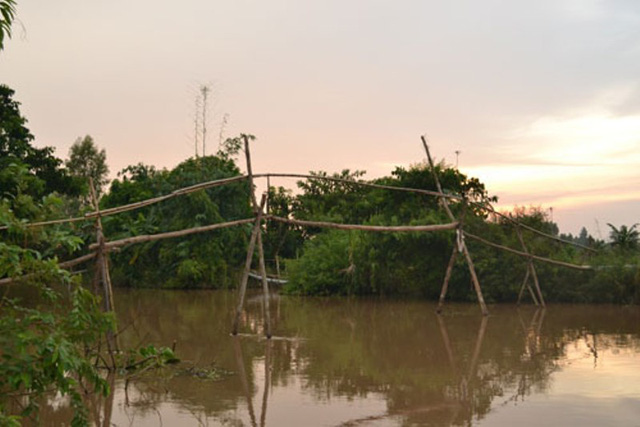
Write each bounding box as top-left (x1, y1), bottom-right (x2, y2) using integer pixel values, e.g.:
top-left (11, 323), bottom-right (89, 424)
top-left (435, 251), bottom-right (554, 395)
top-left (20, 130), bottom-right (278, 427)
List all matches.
top-left (89, 179), bottom-right (116, 315)
top-left (515, 226), bottom-right (545, 307)
top-left (421, 136), bottom-right (489, 315)
top-left (89, 178), bottom-right (119, 357)
top-left (436, 246), bottom-right (458, 313)
top-left (256, 232), bottom-right (272, 338)
top-left (243, 135), bottom-right (272, 338)
top-left (266, 175), bottom-right (271, 216)
top-left (232, 195), bottom-right (267, 335)
top-left (517, 267), bottom-right (539, 306)
top-left (244, 135), bottom-right (259, 209)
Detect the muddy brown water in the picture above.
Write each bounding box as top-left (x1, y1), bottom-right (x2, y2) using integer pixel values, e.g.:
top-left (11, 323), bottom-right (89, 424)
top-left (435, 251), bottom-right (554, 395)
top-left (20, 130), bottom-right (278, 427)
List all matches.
top-left (43, 289), bottom-right (640, 426)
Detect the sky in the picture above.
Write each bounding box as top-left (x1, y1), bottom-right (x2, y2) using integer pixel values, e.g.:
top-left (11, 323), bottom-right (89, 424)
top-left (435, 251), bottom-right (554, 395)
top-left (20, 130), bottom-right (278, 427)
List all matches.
top-left (1, 0), bottom-right (639, 236)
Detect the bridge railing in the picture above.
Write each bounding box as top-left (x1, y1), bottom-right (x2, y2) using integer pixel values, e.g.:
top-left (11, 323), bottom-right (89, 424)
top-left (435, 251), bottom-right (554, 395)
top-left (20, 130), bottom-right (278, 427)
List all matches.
top-left (0, 136), bottom-right (600, 331)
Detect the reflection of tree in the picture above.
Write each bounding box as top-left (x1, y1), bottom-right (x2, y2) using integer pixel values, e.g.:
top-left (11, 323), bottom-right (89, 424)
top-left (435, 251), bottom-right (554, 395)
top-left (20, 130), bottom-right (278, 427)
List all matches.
top-left (36, 291), bottom-right (640, 425)
top-left (272, 300), bottom-right (568, 426)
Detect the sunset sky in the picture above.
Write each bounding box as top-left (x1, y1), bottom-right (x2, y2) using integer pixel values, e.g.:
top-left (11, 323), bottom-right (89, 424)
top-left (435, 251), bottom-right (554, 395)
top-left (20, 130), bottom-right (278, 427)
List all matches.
top-left (1, 1), bottom-right (639, 236)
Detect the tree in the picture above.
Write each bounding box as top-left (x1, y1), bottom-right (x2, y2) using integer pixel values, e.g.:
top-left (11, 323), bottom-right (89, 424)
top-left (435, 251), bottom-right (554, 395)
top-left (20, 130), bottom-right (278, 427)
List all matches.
top-left (607, 223), bottom-right (639, 251)
top-left (0, 84), bottom-right (82, 199)
top-left (65, 135), bottom-right (109, 198)
top-left (101, 154), bottom-right (252, 289)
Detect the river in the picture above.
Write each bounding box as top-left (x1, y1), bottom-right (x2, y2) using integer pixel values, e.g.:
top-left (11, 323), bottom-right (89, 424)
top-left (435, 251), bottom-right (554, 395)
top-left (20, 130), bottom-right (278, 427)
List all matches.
top-left (45, 288), bottom-right (640, 426)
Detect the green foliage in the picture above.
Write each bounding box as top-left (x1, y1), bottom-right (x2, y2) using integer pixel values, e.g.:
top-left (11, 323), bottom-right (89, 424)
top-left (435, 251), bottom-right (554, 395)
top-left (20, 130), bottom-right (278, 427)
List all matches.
top-left (263, 185), bottom-right (304, 268)
top-left (122, 345), bottom-right (180, 375)
top-left (65, 135), bottom-right (109, 199)
top-left (101, 155), bottom-right (252, 288)
top-left (0, 0), bottom-right (16, 51)
top-left (284, 163), bottom-right (495, 298)
top-left (282, 164), bottom-right (640, 304)
top-left (0, 234), bottom-right (114, 425)
top-left (0, 164), bottom-right (116, 424)
top-left (0, 85), bottom-right (83, 199)
top-left (284, 230), bottom-right (353, 295)
top-left (607, 223), bottom-right (639, 252)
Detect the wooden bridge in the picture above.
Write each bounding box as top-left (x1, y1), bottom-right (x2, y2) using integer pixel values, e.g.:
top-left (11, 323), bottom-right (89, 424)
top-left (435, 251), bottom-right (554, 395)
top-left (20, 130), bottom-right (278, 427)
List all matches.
top-left (0, 136), bottom-right (596, 338)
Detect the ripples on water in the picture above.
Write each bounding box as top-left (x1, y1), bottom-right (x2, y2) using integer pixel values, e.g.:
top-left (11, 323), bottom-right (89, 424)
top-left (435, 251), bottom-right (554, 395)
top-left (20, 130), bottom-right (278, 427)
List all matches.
top-left (43, 289), bottom-right (640, 426)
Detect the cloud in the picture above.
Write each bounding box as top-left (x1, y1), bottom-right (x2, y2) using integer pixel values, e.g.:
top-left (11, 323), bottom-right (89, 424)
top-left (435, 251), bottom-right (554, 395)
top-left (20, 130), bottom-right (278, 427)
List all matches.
top-left (464, 107), bottom-right (640, 217)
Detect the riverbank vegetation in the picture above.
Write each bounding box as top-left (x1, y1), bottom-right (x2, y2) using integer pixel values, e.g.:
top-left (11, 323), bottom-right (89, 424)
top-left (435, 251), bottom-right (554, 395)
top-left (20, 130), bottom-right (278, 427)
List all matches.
top-left (94, 147), bottom-right (639, 304)
top-left (0, 84), bottom-right (177, 424)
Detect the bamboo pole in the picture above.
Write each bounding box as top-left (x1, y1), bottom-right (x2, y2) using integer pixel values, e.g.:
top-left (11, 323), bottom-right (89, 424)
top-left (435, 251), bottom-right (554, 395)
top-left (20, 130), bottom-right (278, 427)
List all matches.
top-left (0, 215), bottom-right (89, 231)
top-left (420, 136), bottom-right (455, 220)
top-left (437, 200), bottom-right (468, 313)
top-left (84, 175), bottom-right (249, 219)
top-left (90, 218), bottom-right (255, 252)
top-left (89, 179), bottom-right (115, 315)
top-left (232, 196), bottom-right (267, 335)
top-left (266, 175), bottom-right (270, 215)
top-left (472, 201), bottom-right (597, 253)
top-left (436, 246), bottom-right (458, 313)
top-left (256, 231), bottom-right (272, 338)
top-left (266, 215), bottom-right (458, 233)
top-left (3, 169), bottom-right (597, 255)
top-left (89, 178), bottom-right (119, 358)
top-left (515, 226), bottom-right (546, 307)
top-left (0, 252), bottom-right (97, 286)
top-left (244, 135), bottom-right (259, 210)
top-left (460, 245), bottom-right (489, 315)
top-left (528, 261), bottom-right (545, 307)
top-left (421, 136), bottom-right (488, 315)
top-left (463, 231), bottom-right (592, 270)
top-left (244, 136), bottom-right (272, 339)
top-left (3, 167), bottom-right (597, 256)
top-left (257, 173), bottom-right (456, 201)
top-left (516, 267), bottom-right (539, 306)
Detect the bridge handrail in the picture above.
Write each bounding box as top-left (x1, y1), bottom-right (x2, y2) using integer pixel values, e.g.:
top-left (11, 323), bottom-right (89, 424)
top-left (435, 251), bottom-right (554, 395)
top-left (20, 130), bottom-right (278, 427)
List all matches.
top-left (266, 214), bottom-right (459, 233)
top-left (0, 170), bottom-right (597, 254)
top-left (463, 231), bottom-right (592, 270)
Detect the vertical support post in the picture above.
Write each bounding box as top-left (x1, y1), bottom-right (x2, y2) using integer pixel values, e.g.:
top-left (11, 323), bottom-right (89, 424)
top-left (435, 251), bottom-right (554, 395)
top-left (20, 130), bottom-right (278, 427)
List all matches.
top-left (243, 135), bottom-right (272, 338)
top-left (421, 136), bottom-right (489, 315)
top-left (89, 178), bottom-right (119, 357)
top-left (460, 244), bottom-right (489, 315)
top-left (517, 266), bottom-right (539, 306)
top-left (256, 232), bottom-right (272, 338)
top-left (89, 179), bottom-right (115, 314)
top-left (437, 244), bottom-right (458, 313)
top-left (266, 175), bottom-right (271, 216)
top-left (232, 195), bottom-right (267, 335)
top-left (515, 226), bottom-right (545, 307)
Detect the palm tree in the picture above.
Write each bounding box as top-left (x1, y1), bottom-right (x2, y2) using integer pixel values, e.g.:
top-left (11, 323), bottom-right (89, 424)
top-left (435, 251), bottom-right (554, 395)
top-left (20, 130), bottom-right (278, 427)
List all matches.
top-left (0, 0), bottom-right (17, 51)
top-left (607, 223), bottom-right (639, 251)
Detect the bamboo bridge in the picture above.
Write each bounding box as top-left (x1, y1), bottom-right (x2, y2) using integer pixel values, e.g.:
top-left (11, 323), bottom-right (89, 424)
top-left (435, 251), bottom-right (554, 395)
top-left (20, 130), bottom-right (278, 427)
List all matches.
top-left (0, 136), bottom-right (596, 339)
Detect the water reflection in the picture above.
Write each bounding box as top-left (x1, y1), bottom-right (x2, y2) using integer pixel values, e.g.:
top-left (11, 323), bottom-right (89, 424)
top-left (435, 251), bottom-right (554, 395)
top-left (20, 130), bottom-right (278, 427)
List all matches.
top-left (38, 290), bottom-right (640, 426)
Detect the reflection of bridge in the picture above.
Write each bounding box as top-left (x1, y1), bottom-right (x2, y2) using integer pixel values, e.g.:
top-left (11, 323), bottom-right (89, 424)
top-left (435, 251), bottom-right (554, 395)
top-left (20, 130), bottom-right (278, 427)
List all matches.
top-left (77, 290), bottom-right (628, 426)
top-left (1, 136), bottom-right (596, 338)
